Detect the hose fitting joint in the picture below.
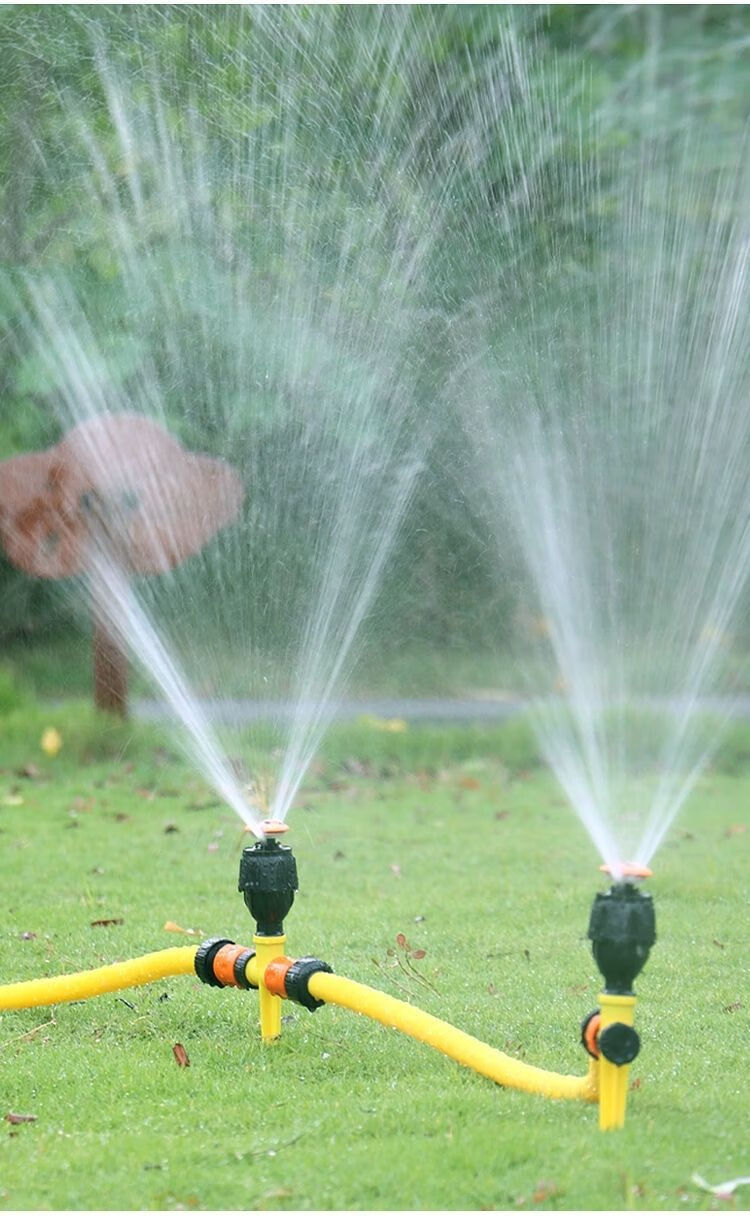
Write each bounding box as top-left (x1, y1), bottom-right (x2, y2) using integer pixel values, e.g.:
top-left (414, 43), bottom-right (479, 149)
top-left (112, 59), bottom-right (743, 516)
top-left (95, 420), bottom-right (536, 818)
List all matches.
top-left (598, 1021), bottom-right (640, 1065)
top-left (284, 957), bottom-right (334, 1011)
top-left (194, 937), bottom-right (256, 989)
top-left (194, 937), bottom-right (235, 987)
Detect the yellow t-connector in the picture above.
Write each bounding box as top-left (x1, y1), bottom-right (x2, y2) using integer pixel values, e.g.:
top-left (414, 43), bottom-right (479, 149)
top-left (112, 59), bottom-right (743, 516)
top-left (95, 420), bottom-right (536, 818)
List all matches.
top-left (253, 934), bottom-right (286, 1042)
top-left (597, 992), bottom-right (636, 1130)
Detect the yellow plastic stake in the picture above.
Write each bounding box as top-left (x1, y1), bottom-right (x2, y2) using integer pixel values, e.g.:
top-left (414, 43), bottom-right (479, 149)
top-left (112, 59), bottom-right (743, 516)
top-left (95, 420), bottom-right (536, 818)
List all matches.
top-left (253, 933), bottom-right (286, 1042)
top-left (597, 992), bottom-right (636, 1130)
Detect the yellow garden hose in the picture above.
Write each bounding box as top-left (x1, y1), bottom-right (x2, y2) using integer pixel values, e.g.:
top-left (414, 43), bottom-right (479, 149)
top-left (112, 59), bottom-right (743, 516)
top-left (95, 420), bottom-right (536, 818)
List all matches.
top-left (0, 946), bottom-right (196, 1011)
top-left (305, 971), bottom-right (598, 1101)
top-left (0, 943), bottom-right (598, 1107)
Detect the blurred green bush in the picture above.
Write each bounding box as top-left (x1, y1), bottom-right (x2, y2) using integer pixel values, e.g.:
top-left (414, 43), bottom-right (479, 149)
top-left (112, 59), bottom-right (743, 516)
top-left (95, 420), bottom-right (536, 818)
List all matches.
top-left (0, 5), bottom-right (747, 653)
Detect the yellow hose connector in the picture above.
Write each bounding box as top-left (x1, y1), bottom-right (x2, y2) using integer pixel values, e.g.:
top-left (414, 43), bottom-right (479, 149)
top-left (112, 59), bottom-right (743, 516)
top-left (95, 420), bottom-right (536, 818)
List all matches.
top-left (0, 946), bottom-right (196, 1011)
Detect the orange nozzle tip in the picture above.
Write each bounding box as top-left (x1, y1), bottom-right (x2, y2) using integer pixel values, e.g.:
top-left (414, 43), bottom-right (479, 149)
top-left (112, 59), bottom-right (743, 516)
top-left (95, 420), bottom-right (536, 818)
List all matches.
top-left (600, 861), bottom-right (653, 878)
top-left (260, 818), bottom-right (289, 836)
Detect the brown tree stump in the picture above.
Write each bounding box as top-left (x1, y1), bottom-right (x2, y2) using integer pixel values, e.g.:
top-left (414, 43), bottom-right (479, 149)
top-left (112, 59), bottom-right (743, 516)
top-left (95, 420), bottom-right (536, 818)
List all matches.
top-left (93, 616), bottom-right (129, 717)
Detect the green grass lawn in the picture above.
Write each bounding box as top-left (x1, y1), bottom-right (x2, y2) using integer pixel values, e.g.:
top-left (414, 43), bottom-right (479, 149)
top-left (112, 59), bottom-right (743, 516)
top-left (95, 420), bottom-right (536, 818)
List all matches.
top-left (1, 708), bottom-right (749, 1210)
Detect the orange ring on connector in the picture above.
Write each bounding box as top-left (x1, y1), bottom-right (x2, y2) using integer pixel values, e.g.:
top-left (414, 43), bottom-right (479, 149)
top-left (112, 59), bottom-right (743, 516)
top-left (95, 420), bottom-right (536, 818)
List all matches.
top-left (213, 943), bottom-right (251, 988)
top-left (263, 956), bottom-right (294, 998)
top-left (583, 1011), bottom-right (601, 1058)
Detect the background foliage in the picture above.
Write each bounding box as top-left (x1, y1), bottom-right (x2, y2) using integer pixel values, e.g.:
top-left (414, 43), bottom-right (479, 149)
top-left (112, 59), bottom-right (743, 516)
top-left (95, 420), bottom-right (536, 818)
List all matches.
top-left (1, 4), bottom-right (748, 666)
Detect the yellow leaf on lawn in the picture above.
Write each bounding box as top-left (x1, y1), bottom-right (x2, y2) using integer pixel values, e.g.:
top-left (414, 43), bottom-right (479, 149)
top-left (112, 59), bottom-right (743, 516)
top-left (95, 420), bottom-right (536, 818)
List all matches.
top-left (41, 728), bottom-right (62, 757)
top-left (357, 714), bottom-right (408, 733)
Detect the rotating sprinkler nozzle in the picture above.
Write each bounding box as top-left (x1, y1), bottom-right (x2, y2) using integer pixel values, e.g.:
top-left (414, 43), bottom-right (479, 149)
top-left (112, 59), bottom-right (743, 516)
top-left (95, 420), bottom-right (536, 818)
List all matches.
top-left (585, 875), bottom-right (657, 1131)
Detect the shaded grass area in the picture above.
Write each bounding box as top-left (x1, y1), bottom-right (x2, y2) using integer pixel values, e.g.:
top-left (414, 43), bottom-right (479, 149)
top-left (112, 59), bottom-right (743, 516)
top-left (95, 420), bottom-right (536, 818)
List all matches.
top-left (0, 707), bottom-right (749, 1209)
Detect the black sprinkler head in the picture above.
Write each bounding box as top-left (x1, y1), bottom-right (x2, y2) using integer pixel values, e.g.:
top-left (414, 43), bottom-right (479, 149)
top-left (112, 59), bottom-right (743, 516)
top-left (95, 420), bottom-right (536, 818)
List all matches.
top-left (587, 882), bottom-right (656, 995)
top-left (238, 826), bottom-right (298, 936)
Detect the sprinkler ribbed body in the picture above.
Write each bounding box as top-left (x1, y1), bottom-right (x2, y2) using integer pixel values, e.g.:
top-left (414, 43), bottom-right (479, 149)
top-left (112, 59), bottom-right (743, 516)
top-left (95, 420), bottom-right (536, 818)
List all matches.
top-left (238, 831), bottom-right (298, 936)
top-left (588, 881), bottom-right (656, 995)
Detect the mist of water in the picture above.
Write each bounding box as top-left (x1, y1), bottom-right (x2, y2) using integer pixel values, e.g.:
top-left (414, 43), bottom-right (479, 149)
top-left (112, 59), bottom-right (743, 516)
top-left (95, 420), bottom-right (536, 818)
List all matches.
top-left (3, 6), bottom-right (469, 826)
top-left (451, 58), bottom-right (750, 872)
top-left (5, 8), bottom-right (748, 871)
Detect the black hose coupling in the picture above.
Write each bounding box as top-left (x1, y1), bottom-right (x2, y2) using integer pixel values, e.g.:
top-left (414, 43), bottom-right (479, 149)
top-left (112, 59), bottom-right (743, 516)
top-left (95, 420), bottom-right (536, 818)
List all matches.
top-left (588, 881), bottom-right (656, 994)
top-left (238, 828), bottom-right (298, 936)
top-left (598, 1022), bottom-right (641, 1066)
top-left (194, 936), bottom-right (235, 987)
top-left (284, 957), bottom-right (333, 1012)
top-left (580, 1009), bottom-right (641, 1064)
top-left (233, 948), bottom-right (258, 990)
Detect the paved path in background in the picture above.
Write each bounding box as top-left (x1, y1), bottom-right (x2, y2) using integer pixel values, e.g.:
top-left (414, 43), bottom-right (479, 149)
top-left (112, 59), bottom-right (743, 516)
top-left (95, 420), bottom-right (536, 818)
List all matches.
top-left (133, 695), bottom-right (750, 725)
top-left (133, 696), bottom-right (525, 724)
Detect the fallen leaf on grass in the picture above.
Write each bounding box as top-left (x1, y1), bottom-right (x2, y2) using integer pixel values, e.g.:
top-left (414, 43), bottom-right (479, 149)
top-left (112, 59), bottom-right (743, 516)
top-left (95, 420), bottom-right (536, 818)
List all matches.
top-left (40, 728), bottom-right (62, 757)
top-left (90, 918), bottom-right (124, 927)
top-left (724, 824), bottom-right (747, 837)
top-left (394, 933), bottom-right (426, 960)
top-left (459, 775), bottom-right (481, 790)
top-left (531, 1181), bottom-right (559, 1204)
top-left (172, 1043), bottom-right (190, 1068)
top-left (713, 938), bottom-right (725, 949)
top-left (4, 1113), bottom-right (37, 1125)
top-left (692, 1173), bottom-right (750, 1200)
top-left (254, 1187), bottom-right (294, 1205)
top-left (357, 714), bottom-right (407, 734)
top-left (163, 921), bottom-right (204, 937)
